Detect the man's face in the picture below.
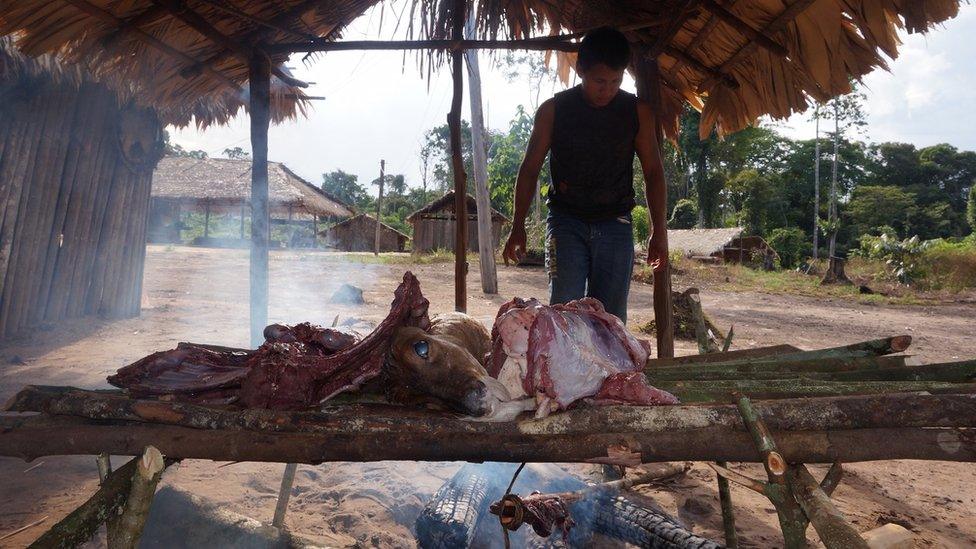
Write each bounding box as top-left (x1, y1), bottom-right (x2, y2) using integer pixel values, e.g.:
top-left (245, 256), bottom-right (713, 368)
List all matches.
top-left (579, 63), bottom-right (626, 107)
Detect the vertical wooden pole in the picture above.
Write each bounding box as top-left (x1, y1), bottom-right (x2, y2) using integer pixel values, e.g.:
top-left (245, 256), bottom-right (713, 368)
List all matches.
top-left (249, 50), bottom-right (271, 347)
top-left (203, 201), bottom-right (211, 238)
top-left (633, 52), bottom-right (674, 358)
top-left (464, 8), bottom-right (498, 294)
top-left (449, 0), bottom-right (468, 313)
top-left (272, 462), bottom-right (298, 528)
top-left (374, 159), bottom-right (385, 256)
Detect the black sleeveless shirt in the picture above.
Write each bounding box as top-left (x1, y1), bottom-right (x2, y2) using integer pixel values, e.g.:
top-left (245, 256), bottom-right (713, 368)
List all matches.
top-left (547, 85), bottom-right (639, 221)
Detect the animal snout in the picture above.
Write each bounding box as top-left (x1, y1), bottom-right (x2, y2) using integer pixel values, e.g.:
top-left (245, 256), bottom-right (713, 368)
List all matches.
top-left (460, 381), bottom-right (490, 417)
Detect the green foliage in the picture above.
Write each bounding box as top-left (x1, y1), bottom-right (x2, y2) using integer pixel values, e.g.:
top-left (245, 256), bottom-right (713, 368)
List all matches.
top-left (632, 206), bottom-right (649, 243)
top-left (725, 169), bottom-right (772, 235)
top-left (223, 147), bottom-right (249, 159)
top-left (669, 199), bottom-right (697, 229)
top-left (321, 170), bottom-right (368, 210)
top-left (486, 106), bottom-right (548, 217)
top-left (854, 233), bottom-right (932, 284)
top-left (767, 227), bottom-right (808, 269)
top-left (917, 237), bottom-right (976, 290)
top-left (845, 185), bottom-right (917, 238)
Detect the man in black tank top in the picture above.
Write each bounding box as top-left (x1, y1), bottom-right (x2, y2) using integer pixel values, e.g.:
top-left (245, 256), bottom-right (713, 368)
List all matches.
top-left (502, 27), bottom-right (669, 323)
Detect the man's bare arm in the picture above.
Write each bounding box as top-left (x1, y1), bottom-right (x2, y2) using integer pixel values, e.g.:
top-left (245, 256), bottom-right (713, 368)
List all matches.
top-left (502, 99), bottom-right (554, 264)
top-left (634, 101), bottom-right (669, 270)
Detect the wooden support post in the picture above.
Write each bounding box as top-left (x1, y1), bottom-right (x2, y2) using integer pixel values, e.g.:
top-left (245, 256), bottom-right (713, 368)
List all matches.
top-left (96, 453), bottom-right (112, 483)
top-left (374, 159), bottom-right (385, 256)
top-left (203, 201), bottom-right (211, 238)
top-left (108, 446), bottom-right (166, 549)
top-left (448, 0), bottom-right (468, 313)
top-left (271, 462), bottom-right (298, 528)
top-left (735, 393), bottom-right (808, 548)
top-left (787, 465), bottom-right (868, 549)
top-left (249, 50), bottom-right (272, 347)
top-left (632, 53), bottom-right (675, 358)
top-left (716, 460), bottom-right (739, 549)
top-left (464, 9), bottom-right (498, 295)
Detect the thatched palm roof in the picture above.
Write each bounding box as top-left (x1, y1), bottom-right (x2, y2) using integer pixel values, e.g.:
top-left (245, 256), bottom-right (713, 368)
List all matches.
top-left (0, 0), bottom-right (962, 135)
top-left (152, 156), bottom-right (353, 217)
top-left (407, 190), bottom-right (509, 222)
top-left (668, 227), bottom-right (744, 256)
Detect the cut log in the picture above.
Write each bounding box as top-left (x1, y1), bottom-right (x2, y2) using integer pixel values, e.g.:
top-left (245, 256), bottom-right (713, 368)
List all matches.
top-left (646, 344), bottom-right (801, 368)
top-left (646, 355), bottom-right (910, 380)
top-left (655, 379), bottom-right (976, 403)
top-left (821, 257), bottom-right (852, 285)
top-left (786, 465), bottom-right (868, 549)
top-left (2, 414), bottom-right (975, 465)
top-left (8, 386), bottom-right (976, 434)
top-left (27, 449), bottom-right (172, 548)
top-left (108, 446), bottom-right (166, 549)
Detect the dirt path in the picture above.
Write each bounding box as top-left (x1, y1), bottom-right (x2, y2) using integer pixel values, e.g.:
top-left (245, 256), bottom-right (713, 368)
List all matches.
top-left (1, 245), bottom-right (974, 547)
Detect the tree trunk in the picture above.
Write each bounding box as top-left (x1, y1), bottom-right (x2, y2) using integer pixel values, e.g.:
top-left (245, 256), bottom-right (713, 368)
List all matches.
top-left (108, 446), bottom-right (166, 549)
top-left (448, 0), bottom-right (468, 313)
top-left (828, 101), bottom-right (839, 260)
top-left (821, 256), bottom-right (851, 285)
top-left (3, 413), bottom-right (973, 465)
top-left (374, 160), bottom-right (385, 256)
top-left (813, 104), bottom-right (821, 261)
top-left (464, 12), bottom-right (498, 294)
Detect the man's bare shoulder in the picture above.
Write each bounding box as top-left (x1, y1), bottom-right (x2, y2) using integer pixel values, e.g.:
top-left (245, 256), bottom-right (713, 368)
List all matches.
top-left (535, 98), bottom-right (556, 118)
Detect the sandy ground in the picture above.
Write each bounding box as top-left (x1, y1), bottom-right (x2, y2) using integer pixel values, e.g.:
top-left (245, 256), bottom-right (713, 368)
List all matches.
top-left (1, 245), bottom-right (975, 548)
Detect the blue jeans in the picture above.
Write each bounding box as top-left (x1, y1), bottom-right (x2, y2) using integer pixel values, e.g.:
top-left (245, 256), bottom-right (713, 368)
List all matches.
top-left (546, 208), bottom-right (635, 322)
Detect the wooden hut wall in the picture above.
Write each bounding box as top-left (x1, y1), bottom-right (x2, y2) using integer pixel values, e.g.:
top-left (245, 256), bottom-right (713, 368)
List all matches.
top-left (0, 77), bottom-right (163, 338)
top-left (327, 216), bottom-right (404, 252)
top-left (411, 216), bottom-right (502, 254)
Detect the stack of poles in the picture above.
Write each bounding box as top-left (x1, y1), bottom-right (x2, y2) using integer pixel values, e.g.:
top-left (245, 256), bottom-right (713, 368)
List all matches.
top-left (0, 78), bottom-right (156, 339)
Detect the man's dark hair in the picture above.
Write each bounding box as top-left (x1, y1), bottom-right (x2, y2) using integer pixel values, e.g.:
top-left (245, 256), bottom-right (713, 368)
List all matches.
top-left (577, 27), bottom-right (631, 72)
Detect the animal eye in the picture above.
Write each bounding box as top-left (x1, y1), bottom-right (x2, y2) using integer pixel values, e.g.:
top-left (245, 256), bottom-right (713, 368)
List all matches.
top-left (413, 340), bottom-right (429, 359)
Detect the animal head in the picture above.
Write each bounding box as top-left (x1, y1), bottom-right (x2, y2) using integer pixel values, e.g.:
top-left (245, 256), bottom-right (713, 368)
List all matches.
top-left (390, 327), bottom-right (512, 417)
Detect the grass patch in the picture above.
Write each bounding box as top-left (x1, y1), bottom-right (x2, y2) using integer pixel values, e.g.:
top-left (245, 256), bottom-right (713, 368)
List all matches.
top-left (329, 249), bottom-right (467, 265)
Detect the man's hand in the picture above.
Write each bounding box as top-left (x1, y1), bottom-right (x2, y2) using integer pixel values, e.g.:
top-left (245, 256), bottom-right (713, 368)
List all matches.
top-left (646, 234), bottom-right (669, 272)
top-left (502, 224), bottom-right (527, 266)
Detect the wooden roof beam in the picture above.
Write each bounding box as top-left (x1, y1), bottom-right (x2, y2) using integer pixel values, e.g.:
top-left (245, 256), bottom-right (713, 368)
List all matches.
top-left (266, 37), bottom-right (581, 54)
top-left (100, 5), bottom-right (170, 50)
top-left (152, 0), bottom-right (308, 88)
top-left (698, 0), bottom-right (819, 93)
top-left (700, 0), bottom-right (789, 58)
top-left (179, 0), bottom-right (325, 80)
top-left (59, 0), bottom-right (241, 90)
top-left (660, 43), bottom-right (738, 88)
top-left (191, 0), bottom-right (323, 43)
top-left (646, 0), bottom-right (701, 58)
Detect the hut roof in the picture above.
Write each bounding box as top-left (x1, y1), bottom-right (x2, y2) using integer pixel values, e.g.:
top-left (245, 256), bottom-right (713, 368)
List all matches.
top-left (152, 156), bottom-right (353, 218)
top-left (667, 227), bottom-right (745, 256)
top-left (407, 191), bottom-right (509, 222)
top-left (323, 214), bottom-right (410, 240)
top-left (0, 1), bottom-right (961, 135)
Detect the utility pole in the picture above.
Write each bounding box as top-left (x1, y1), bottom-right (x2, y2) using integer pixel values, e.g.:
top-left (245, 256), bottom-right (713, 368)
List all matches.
top-left (374, 159), bottom-right (385, 256)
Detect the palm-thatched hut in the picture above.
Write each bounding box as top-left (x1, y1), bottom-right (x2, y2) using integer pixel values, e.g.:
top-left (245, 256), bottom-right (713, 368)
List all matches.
top-left (149, 156), bottom-right (353, 246)
top-left (668, 227), bottom-right (777, 264)
top-left (0, 39), bottom-right (167, 337)
top-left (322, 214), bottom-right (409, 252)
top-left (408, 191), bottom-right (508, 254)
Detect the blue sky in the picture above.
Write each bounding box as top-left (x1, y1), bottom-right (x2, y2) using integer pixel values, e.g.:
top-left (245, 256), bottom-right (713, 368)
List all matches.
top-left (170, 3), bottom-right (975, 194)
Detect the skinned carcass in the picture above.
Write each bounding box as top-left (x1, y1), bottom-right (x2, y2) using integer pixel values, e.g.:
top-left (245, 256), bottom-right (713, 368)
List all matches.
top-left (489, 297), bottom-right (678, 418)
top-left (108, 272), bottom-right (430, 409)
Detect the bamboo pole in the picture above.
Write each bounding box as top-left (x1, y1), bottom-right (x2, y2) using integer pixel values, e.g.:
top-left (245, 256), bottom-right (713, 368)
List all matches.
top-left (464, 9), bottom-right (498, 295)
top-left (122, 167), bottom-right (156, 316)
top-left (249, 50), bottom-right (272, 346)
top-left (3, 413), bottom-right (973, 465)
top-left (448, 0), bottom-right (468, 313)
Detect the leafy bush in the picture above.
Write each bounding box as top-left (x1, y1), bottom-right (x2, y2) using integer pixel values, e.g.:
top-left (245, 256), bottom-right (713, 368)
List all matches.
top-left (767, 227), bottom-right (808, 269)
top-left (669, 199), bottom-right (697, 229)
top-left (968, 184), bottom-right (976, 233)
top-left (854, 233), bottom-right (932, 284)
top-left (632, 206), bottom-right (650, 243)
top-left (917, 236), bottom-right (976, 290)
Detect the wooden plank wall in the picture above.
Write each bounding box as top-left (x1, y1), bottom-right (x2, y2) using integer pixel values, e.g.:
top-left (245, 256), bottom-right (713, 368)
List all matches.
top-left (411, 216), bottom-right (502, 253)
top-left (0, 77), bottom-right (163, 338)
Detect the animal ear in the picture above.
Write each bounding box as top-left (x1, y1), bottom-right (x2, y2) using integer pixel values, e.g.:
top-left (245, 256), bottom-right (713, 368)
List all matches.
top-left (413, 340), bottom-right (430, 359)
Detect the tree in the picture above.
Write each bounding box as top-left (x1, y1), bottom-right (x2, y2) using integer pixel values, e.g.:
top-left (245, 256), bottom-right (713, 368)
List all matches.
top-left (486, 106), bottom-right (546, 216)
top-left (767, 227), bottom-right (809, 269)
top-left (223, 147), bottom-right (250, 159)
top-left (824, 83), bottom-right (868, 259)
top-left (845, 185), bottom-right (918, 239)
top-left (497, 51), bottom-right (559, 110)
top-left (162, 130), bottom-right (208, 159)
top-left (968, 184), bottom-right (976, 233)
top-left (322, 170), bottom-right (368, 209)
top-left (422, 121), bottom-right (480, 192)
top-left (669, 199), bottom-right (698, 229)
top-left (725, 169), bottom-right (773, 236)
